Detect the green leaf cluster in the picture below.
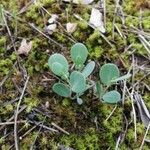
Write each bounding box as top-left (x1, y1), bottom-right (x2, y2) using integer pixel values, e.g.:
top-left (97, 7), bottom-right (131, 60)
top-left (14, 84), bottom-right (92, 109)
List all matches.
top-left (48, 43), bottom-right (131, 105)
top-left (97, 63), bottom-right (131, 103)
top-left (48, 43), bottom-right (95, 105)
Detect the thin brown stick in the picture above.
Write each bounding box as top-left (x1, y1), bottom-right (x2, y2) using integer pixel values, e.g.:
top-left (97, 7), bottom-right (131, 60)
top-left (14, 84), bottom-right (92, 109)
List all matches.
top-left (0, 105), bottom-right (26, 131)
top-left (29, 120), bottom-right (58, 133)
top-left (30, 117), bottom-right (47, 150)
top-left (140, 122), bottom-right (150, 150)
top-left (0, 120), bottom-right (26, 125)
top-left (105, 105), bottom-right (117, 121)
top-left (14, 76), bottom-right (30, 150)
top-left (51, 122), bottom-right (70, 135)
top-left (28, 23), bottom-right (64, 49)
top-left (20, 125), bottom-right (37, 139)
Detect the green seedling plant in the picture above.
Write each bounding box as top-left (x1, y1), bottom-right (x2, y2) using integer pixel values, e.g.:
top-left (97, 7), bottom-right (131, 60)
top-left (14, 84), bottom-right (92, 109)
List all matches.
top-left (96, 63), bottom-right (131, 104)
top-left (48, 43), bottom-right (95, 105)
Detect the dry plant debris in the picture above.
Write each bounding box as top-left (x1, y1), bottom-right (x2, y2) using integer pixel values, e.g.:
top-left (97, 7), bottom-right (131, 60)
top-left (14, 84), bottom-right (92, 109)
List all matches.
top-left (17, 39), bottom-right (32, 56)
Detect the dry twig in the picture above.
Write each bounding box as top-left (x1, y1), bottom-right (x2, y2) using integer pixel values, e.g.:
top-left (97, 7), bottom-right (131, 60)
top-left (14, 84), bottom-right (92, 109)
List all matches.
top-left (140, 122), bottom-right (150, 150)
top-left (14, 76), bottom-right (30, 150)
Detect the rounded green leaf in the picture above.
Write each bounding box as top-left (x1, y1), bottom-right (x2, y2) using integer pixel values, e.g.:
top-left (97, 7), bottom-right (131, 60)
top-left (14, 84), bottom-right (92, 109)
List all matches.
top-left (52, 83), bottom-right (71, 97)
top-left (99, 63), bottom-right (120, 85)
top-left (70, 71), bottom-right (86, 93)
top-left (82, 61), bottom-right (95, 78)
top-left (102, 90), bottom-right (121, 103)
top-left (71, 43), bottom-right (88, 69)
top-left (48, 53), bottom-right (69, 77)
top-left (51, 62), bottom-right (64, 76)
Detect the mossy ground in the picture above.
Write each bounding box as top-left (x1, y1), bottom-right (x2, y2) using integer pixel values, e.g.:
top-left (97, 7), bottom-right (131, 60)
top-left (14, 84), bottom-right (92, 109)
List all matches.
top-left (0, 0), bottom-right (150, 149)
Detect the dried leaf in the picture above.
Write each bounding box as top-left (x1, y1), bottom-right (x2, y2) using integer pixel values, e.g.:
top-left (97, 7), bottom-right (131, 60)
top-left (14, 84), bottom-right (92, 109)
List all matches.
top-left (66, 23), bottom-right (77, 33)
top-left (73, 0), bottom-right (94, 4)
top-left (63, 0), bottom-right (71, 2)
top-left (134, 93), bottom-right (150, 128)
top-left (46, 24), bottom-right (57, 34)
top-left (45, 14), bottom-right (58, 35)
top-left (89, 8), bottom-right (105, 33)
top-left (63, 0), bottom-right (94, 4)
top-left (17, 39), bottom-right (32, 56)
top-left (58, 144), bottom-right (74, 150)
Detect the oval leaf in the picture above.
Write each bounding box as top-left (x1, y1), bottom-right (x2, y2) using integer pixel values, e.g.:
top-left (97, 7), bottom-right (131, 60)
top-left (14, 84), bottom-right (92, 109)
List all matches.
top-left (71, 43), bottom-right (88, 69)
top-left (99, 63), bottom-right (120, 86)
top-left (51, 62), bottom-right (64, 76)
top-left (70, 71), bottom-right (86, 93)
top-left (82, 61), bottom-right (95, 78)
top-left (102, 90), bottom-right (121, 103)
top-left (48, 53), bottom-right (69, 78)
top-left (52, 83), bottom-right (71, 97)
top-left (77, 97), bottom-right (83, 105)
top-left (96, 81), bottom-right (104, 99)
top-left (111, 73), bottom-right (131, 82)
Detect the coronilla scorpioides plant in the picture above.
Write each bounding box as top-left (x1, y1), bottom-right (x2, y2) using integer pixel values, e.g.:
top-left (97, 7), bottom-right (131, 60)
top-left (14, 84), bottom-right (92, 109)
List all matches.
top-left (48, 43), bottom-right (95, 105)
top-left (48, 43), bottom-right (131, 105)
top-left (96, 63), bottom-right (131, 103)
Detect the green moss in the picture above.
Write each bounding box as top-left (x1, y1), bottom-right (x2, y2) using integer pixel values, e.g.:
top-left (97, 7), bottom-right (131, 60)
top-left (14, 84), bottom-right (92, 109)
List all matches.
top-left (62, 98), bottom-right (71, 107)
top-left (0, 36), bottom-right (6, 54)
top-left (53, 104), bottom-right (76, 123)
top-left (60, 128), bottom-right (100, 150)
top-left (10, 52), bottom-right (17, 61)
top-left (82, 12), bottom-right (90, 21)
top-left (0, 36), bottom-right (6, 46)
top-left (5, 104), bottom-right (14, 112)
top-left (39, 0), bottom-right (55, 6)
top-left (142, 9), bottom-right (150, 17)
top-left (24, 97), bottom-right (40, 112)
top-left (25, 5), bottom-right (39, 20)
top-left (27, 65), bottom-right (34, 75)
top-left (99, 104), bottom-right (123, 148)
top-left (126, 126), bottom-right (140, 148)
top-left (77, 21), bottom-right (88, 30)
top-left (132, 43), bottom-right (148, 56)
top-left (142, 18), bottom-right (150, 30)
top-left (1, 144), bottom-right (10, 150)
top-left (88, 30), bottom-right (100, 43)
top-left (123, 0), bottom-right (137, 15)
top-left (25, 44), bottom-right (48, 75)
top-left (21, 131), bottom-right (38, 149)
top-left (128, 33), bottom-right (137, 43)
top-left (0, 137), bottom-right (4, 144)
top-left (144, 92), bottom-right (150, 109)
top-left (0, 59), bottom-right (13, 76)
top-left (107, 46), bottom-right (118, 59)
top-left (53, 33), bottom-right (66, 43)
top-left (125, 16), bottom-right (139, 27)
top-left (90, 46), bottom-right (104, 58)
top-left (0, 5), bottom-right (4, 26)
top-left (114, 33), bottom-right (127, 49)
top-left (106, 21), bottom-right (113, 33)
